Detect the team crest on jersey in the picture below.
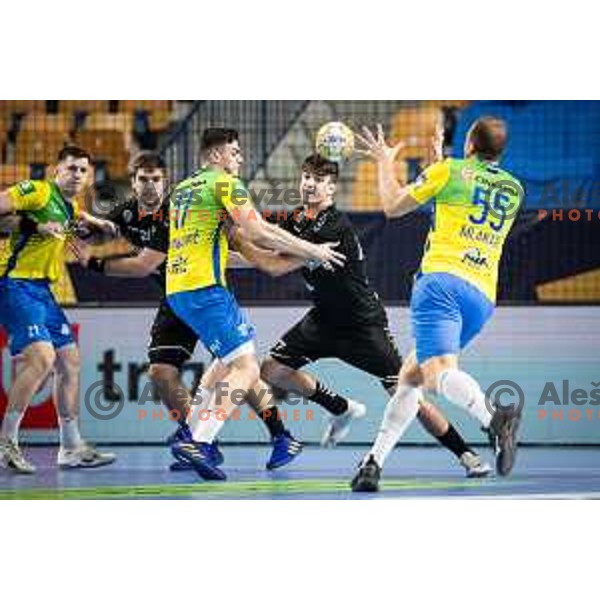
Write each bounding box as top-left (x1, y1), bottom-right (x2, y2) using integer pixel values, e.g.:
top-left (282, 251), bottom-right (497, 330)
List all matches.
top-left (17, 181), bottom-right (35, 195)
top-left (122, 209), bottom-right (133, 224)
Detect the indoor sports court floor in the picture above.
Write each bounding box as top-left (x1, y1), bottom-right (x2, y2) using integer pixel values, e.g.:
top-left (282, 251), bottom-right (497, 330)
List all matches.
top-left (1, 445), bottom-right (600, 499)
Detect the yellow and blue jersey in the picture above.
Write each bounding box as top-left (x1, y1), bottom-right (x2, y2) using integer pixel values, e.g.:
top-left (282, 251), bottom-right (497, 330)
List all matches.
top-left (407, 157), bottom-right (523, 303)
top-left (166, 167), bottom-right (252, 296)
top-left (0, 180), bottom-right (81, 282)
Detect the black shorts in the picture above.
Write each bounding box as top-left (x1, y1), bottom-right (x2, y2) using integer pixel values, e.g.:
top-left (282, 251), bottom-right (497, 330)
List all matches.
top-left (269, 309), bottom-right (401, 391)
top-left (147, 299), bottom-right (199, 368)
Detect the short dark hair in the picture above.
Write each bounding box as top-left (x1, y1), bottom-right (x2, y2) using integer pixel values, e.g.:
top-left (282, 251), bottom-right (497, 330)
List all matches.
top-left (128, 151), bottom-right (166, 178)
top-left (57, 144), bottom-right (91, 164)
top-left (467, 116), bottom-right (507, 161)
top-left (200, 128), bottom-right (239, 156)
top-left (302, 154), bottom-right (339, 182)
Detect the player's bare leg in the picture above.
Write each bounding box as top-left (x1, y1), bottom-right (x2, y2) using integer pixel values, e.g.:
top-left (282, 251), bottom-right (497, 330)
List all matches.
top-left (165, 359), bottom-right (226, 471)
top-left (261, 357), bottom-right (366, 446)
top-left (200, 360), bottom-right (302, 470)
top-left (149, 362), bottom-right (196, 448)
top-left (54, 344), bottom-right (116, 469)
top-left (148, 363), bottom-right (192, 417)
top-left (173, 351), bottom-right (261, 480)
top-left (0, 342), bottom-right (55, 474)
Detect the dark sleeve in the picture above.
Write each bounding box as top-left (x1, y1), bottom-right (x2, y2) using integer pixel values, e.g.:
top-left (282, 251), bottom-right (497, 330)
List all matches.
top-left (275, 212), bottom-right (295, 233)
top-left (338, 222), bottom-right (362, 263)
top-left (146, 218), bottom-right (169, 254)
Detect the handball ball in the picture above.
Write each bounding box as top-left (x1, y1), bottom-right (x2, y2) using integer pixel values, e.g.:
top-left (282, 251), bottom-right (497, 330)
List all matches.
top-left (315, 121), bottom-right (354, 163)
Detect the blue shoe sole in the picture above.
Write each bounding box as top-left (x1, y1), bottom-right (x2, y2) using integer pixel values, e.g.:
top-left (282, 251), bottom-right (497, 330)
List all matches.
top-left (169, 453), bottom-right (224, 471)
top-left (169, 461), bottom-right (193, 472)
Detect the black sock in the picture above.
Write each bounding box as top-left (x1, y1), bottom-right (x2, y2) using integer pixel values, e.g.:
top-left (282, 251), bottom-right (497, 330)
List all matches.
top-left (436, 424), bottom-right (471, 459)
top-left (308, 381), bottom-right (349, 416)
top-left (260, 407), bottom-right (286, 438)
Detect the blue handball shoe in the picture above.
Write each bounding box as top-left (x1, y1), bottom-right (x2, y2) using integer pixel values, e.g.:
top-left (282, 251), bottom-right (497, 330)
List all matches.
top-left (166, 422), bottom-right (193, 446)
top-left (170, 440), bottom-right (224, 471)
top-left (171, 441), bottom-right (227, 480)
top-left (266, 432), bottom-right (303, 470)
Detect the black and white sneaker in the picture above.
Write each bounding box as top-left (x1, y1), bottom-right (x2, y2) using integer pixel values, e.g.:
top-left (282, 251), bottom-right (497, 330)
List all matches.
top-left (488, 404), bottom-right (522, 476)
top-left (350, 455), bottom-right (381, 493)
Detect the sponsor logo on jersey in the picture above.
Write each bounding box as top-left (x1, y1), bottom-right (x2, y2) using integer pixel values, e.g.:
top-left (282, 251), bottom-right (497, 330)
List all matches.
top-left (167, 256), bottom-right (189, 275)
top-left (462, 247), bottom-right (489, 268)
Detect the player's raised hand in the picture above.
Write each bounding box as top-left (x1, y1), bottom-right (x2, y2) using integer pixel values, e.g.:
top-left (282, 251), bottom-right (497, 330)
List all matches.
top-left (355, 124), bottom-right (404, 163)
top-left (311, 241), bottom-right (346, 271)
top-left (79, 212), bottom-right (118, 239)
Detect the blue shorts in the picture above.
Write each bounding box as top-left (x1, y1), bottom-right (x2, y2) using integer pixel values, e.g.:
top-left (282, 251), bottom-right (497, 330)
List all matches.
top-left (410, 272), bottom-right (494, 365)
top-left (167, 286), bottom-right (256, 362)
top-left (0, 278), bottom-right (75, 356)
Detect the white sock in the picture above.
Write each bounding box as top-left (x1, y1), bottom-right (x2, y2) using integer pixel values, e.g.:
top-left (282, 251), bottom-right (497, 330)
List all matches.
top-left (59, 417), bottom-right (83, 449)
top-left (191, 409), bottom-right (226, 444)
top-left (370, 385), bottom-right (421, 468)
top-left (187, 386), bottom-right (213, 422)
top-left (1, 409), bottom-right (25, 443)
top-left (437, 368), bottom-right (492, 428)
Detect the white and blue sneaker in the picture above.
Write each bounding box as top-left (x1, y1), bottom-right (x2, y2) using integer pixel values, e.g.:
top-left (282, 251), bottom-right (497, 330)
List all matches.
top-left (321, 400), bottom-right (367, 447)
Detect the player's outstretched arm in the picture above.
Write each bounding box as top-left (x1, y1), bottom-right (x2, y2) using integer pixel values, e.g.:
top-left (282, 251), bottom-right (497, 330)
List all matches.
top-left (71, 239), bottom-right (165, 278)
top-left (79, 211), bottom-right (118, 239)
top-left (355, 124), bottom-right (420, 219)
top-left (229, 226), bottom-right (305, 277)
top-left (229, 201), bottom-right (345, 270)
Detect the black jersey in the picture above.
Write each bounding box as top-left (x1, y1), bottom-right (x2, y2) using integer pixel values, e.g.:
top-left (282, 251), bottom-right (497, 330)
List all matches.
top-left (107, 199), bottom-right (168, 291)
top-left (279, 205), bottom-right (387, 327)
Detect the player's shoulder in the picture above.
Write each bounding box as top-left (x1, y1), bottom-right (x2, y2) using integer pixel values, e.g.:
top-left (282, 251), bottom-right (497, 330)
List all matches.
top-left (10, 179), bottom-right (50, 198)
top-left (7, 179), bottom-right (52, 212)
top-left (479, 161), bottom-right (523, 193)
top-left (411, 159), bottom-right (451, 189)
top-left (497, 164), bottom-right (522, 188)
top-left (310, 205), bottom-right (346, 237)
top-left (440, 157), bottom-right (465, 175)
